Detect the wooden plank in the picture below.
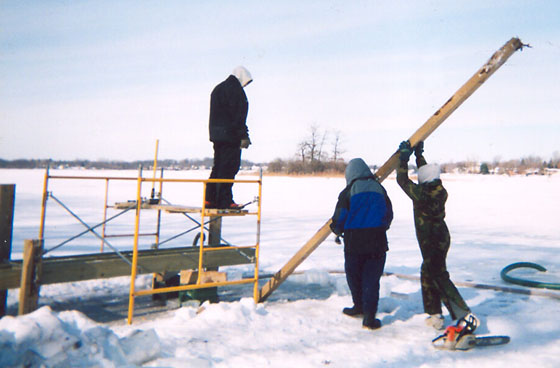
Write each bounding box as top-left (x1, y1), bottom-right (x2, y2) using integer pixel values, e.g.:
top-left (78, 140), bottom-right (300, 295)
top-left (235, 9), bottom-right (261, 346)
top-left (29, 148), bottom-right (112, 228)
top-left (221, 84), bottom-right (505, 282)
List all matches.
top-left (205, 216), bottom-right (222, 273)
top-left (113, 202), bottom-right (201, 213)
top-left (0, 185), bottom-right (15, 261)
top-left (113, 202), bottom-right (248, 215)
top-left (18, 239), bottom-right (43, 315)
top-left (180, 270), bottom-right (227, 284)
top-left (374, 37), bottom-right (524, 182)
top-left (0, 246), bottom-right (255, 290)
top-left (258, 221), bottom-right (332, 301)
top-left (208, 216), bottom-right (222, 246)
top-left (258, 37), bottom-right (526, 302)
top-left (1, 184), bottom-right (15, 316)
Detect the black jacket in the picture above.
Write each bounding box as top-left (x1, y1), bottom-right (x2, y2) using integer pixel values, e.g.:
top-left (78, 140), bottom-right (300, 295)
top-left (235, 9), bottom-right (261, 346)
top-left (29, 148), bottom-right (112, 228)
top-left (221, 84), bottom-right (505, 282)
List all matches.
top-left (209, 75), bottom-right (249, 143)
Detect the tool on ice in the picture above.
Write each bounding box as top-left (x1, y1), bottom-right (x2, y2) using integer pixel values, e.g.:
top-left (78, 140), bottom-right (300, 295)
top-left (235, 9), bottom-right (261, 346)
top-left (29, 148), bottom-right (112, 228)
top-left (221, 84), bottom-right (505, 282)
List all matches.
top-left (432, 314), bottom-right (510, 350)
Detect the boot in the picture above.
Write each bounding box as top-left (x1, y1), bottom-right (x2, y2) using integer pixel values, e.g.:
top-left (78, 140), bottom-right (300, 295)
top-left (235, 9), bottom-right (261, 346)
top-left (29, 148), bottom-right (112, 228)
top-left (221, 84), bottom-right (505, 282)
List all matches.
top-left (425, 314), bottom-right (445, 330)
top-left (362, 315), bottom-right (382, 330)
top-left (342, 306), bottom-right (363, 317)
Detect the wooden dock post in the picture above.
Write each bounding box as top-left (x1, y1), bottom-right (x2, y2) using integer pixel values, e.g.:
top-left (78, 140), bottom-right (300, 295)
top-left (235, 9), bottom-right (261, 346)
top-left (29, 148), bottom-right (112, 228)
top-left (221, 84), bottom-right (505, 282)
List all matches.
top-left (18, 239), bottom-right (43, 315)
top-left (1, 184), bottom-right (15, 316)
top-left (197, 216), bottom-right (221, 301)
top-left (258, 37), bottom-right (526, 302)
top-left (208, 216), bottom-right (222, 247)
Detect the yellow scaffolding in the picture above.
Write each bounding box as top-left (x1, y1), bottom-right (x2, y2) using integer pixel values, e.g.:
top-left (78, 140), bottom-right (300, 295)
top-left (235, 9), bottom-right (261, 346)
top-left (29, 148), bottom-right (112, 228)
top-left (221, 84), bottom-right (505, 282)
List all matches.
top-left (127, 168), bottom-right (262, 323)
top-left (37, 166), bottom-right (262, 324)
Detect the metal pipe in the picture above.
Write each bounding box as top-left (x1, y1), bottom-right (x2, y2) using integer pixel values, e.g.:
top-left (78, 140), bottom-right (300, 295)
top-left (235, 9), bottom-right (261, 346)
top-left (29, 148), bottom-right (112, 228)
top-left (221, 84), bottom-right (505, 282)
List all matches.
top-left (253, 171), bottom-right (263, 303)
top-left (45, 194), bottom-right (133, 267)
top-left (134, 277), bottom-right (258, 297)
top-left (151, 139), bottom-right (159, 199)
top-left (154, 167), bottom-right (164, 248)
top-left (44, 204), bottom-right (134, 254)
top-left (101, 178), bottom-right (110, 252)
top-left (160, 197), bottom-right (233, 246)
top-left (128, 166), bottom-right (143, 324)
top-left (38, 165), bottom-right (50, 240)
top-left (197, 182), bottom-right (208, 285)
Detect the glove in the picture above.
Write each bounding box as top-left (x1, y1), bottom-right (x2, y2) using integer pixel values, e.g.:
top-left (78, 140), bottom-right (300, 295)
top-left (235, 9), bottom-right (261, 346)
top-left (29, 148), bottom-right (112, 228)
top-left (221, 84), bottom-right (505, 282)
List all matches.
top-left (240, 138), bottom-right (251, 149)
top-left (334, 236), bottom-right (342, 245)
top-left (398, 140), bottom-right (412, 162)
top-left (414, 141), bottom-right (424, 157)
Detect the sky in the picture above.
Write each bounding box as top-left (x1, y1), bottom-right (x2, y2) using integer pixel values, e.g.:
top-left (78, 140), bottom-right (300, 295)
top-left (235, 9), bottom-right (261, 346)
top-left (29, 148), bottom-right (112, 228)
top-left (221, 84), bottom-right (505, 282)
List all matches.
top-left (1, 0), bottom-right (559, 166)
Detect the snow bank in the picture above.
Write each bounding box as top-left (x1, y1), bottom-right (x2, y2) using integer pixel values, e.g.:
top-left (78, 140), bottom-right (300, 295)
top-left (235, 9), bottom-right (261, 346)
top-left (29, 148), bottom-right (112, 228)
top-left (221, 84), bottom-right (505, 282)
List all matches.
top-left (0, 306), bottom-right (160, 367)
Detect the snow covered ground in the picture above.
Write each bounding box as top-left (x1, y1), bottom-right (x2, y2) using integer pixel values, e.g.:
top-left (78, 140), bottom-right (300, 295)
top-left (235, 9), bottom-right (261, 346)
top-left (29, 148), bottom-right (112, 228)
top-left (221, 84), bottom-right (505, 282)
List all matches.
top-left (1, 168), bottom-right (560, 367)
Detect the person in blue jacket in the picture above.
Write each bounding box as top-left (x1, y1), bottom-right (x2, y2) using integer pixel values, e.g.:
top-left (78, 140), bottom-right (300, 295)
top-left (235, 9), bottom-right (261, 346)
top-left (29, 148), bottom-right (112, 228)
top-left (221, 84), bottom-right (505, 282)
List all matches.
top-left (330, 158), bottom-right (393, 329)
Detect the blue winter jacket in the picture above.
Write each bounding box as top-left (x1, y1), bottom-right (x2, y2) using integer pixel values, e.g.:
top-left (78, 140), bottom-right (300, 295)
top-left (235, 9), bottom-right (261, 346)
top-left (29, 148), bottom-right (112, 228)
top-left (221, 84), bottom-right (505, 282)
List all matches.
top-left (330, 158), bottom-right (393, 255)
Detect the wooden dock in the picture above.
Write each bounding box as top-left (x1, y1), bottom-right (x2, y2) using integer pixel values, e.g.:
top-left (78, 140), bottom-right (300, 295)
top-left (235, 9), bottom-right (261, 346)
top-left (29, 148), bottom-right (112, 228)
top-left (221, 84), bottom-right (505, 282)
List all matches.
top-left (0, 246), bottom-right (255, 290)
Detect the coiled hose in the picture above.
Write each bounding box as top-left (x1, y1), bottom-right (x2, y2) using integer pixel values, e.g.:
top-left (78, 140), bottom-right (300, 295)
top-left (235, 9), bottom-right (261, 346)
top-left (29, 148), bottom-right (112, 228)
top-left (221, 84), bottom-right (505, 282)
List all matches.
top-left (500, 262), bottom-right (560, 290)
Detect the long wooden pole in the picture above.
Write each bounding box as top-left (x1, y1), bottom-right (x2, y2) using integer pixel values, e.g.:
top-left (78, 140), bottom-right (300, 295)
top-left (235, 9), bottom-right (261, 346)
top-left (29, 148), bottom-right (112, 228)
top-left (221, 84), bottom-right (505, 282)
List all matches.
top-left (374, 37), bottom-right (525, 182)
top-left (258, 37), bottom-right (526, 302)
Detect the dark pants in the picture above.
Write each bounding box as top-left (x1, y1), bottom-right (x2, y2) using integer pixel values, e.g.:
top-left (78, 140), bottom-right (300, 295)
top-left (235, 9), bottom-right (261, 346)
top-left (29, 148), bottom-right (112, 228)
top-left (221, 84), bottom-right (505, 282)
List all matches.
top-left (206, 142), bottom-right (241, 207)
top-left (344, 252), bottom-right (386, 319)
top-left (419, 229), bottom-right (470, 320)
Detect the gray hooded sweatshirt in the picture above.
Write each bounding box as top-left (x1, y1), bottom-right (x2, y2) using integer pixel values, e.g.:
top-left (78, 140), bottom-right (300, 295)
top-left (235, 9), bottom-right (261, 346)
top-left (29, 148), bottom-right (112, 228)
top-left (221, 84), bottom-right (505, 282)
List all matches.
top-left (331, 158), bottom-right (393, 255)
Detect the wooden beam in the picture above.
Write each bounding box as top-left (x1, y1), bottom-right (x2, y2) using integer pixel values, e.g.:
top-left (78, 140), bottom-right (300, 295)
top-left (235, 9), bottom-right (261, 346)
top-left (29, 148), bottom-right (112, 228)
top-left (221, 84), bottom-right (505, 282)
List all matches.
top-left (180, 270), bottom-right (227, 284)
top-left (0, 246), bottom-right (255, 290)
top-left (258, 221), bottom-right (332, 301)
top-left (258, 37), bottom-right (526, 302)
top-left (205, 216), bottom-right (222, 273)
top-left (374, 37), bottom-right (525, 182)
top-left (1, 184), bottom-right (15, 316)
top-left (18, 239), bottom-right (43, 315)
top-left (113, 202), bottom-right (249, 216)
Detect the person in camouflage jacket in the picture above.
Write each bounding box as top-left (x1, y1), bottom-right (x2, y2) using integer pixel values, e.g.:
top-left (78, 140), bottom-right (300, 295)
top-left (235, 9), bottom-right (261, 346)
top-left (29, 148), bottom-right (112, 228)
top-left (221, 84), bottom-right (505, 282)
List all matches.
top-left (396, 141), bottom-right (472, 329)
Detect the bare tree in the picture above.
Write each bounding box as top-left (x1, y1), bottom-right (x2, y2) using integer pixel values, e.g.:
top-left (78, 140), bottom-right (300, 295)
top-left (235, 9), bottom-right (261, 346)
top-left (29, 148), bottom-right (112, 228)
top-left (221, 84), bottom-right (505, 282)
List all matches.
top-left (307, 124), bottom-right (320, 163)
top-left (291, 124), bottom-right (333, 173)
top-left (297, 141), bottom-right (308, 163)
top-left (332, 130), bottom-right (345, 162)
top-left (298, 124), bottom-right (327, 163)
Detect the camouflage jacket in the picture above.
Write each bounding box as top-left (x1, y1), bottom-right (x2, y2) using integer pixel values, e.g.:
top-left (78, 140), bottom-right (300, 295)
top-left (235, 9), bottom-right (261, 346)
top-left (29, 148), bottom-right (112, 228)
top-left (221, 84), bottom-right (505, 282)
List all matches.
top-left (396, 156), bottom-right (447, 230)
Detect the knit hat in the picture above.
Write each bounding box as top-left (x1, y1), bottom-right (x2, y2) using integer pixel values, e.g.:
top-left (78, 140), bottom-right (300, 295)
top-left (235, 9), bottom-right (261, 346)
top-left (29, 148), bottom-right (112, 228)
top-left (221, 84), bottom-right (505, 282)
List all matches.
top-left (417, 163), bottom-right (440, 184)
top-left (232, 66), bottom-right (253, 87)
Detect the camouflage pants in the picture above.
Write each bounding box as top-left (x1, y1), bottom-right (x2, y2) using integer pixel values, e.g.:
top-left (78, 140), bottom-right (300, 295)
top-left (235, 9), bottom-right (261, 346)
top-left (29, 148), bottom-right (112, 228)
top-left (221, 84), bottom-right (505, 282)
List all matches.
top-left (417, 222), bottom-right (470, 320)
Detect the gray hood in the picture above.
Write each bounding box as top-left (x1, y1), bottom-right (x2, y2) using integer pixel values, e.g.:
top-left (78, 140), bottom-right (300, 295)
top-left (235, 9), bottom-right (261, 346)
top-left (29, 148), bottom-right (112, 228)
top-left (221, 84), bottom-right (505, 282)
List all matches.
top-left (345, 158), bottom-right (373, 186)
top-left (232, 66), bottom-right (253, 87)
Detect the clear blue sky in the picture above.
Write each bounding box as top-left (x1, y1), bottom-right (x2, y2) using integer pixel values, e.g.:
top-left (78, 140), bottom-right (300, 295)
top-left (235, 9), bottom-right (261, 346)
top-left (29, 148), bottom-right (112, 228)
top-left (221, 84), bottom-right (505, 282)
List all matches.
top-left (1, 0), bottom-right (559, 165)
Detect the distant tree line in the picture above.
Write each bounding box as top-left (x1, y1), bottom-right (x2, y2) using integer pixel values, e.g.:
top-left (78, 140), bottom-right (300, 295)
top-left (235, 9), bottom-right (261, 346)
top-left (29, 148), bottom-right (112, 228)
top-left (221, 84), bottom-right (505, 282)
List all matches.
top-left (267, 124), bottom-right (346, 174)
top-left (267, 124), bottom-right (560, 176)
top-left (268, 155), bottom-right (559, 176)
top-left (2, 155), bottom-right (558, 176)
top-left (2, 124), bottom-right (558, 177)
top-left (0, 158), bottom-right (257, 171)
top-left (441, 155), bottom-right (560, 176)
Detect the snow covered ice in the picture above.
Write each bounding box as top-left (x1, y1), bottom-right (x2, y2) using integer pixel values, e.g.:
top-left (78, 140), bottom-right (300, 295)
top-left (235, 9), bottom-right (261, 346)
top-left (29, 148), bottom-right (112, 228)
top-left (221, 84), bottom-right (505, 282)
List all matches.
top-left (1, 169), bottom-right (560, 367)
